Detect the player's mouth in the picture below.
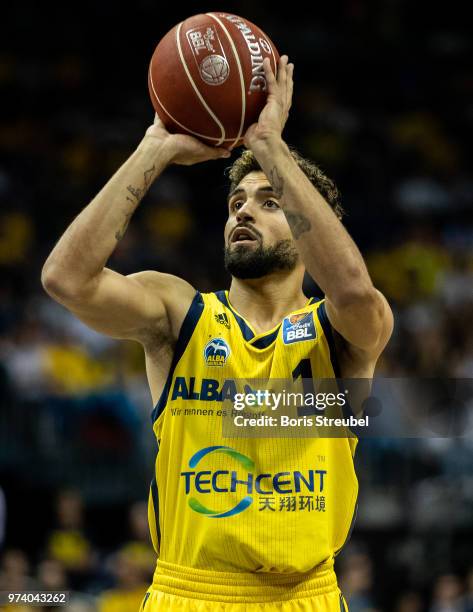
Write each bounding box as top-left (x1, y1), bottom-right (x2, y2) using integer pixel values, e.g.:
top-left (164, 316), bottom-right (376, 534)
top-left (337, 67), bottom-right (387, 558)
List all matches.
top-left (231, 227), bottom-right (259, 244)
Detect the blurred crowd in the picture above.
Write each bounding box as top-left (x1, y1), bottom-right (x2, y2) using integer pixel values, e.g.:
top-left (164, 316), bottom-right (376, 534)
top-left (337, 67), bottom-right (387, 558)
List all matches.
top-left (2, 494), bottom-right (473, 612)
top-left (1, 489), bottom-right (473, 612)
top-left (0, 490), bottom-right (155, 612)
top-left (0, 1), bottom-right (472, 610)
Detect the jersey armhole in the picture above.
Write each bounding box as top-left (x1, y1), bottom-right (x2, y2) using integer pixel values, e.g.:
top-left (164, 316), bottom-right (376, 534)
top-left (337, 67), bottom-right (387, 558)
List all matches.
top-left (316, 299), bottom-right (341, 378)
top-left (151, 290), bottom-right (205, 423)
top-left (317, 301), bottom-right (362, 432)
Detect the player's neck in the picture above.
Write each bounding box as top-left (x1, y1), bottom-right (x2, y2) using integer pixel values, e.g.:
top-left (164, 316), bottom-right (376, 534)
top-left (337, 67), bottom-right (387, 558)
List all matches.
top-left (228, 275), bottom-right (307, 334)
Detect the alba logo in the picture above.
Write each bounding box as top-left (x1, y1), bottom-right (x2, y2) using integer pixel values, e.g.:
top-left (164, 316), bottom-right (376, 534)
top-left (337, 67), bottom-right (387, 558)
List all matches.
top-left (204, 338), bottom-right (230, 367)
top-left (183, 446), bottom-right (254, 518)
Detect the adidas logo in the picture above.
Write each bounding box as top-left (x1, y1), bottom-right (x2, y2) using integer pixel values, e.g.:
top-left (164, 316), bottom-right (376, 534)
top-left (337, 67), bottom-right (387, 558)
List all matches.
top-left (215, 312), bottom-right (231, 329)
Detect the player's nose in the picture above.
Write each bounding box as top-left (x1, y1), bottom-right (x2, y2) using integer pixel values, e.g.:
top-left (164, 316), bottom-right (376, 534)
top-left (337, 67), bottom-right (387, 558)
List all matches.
top-left (236, 200), bottom-right (256, 223)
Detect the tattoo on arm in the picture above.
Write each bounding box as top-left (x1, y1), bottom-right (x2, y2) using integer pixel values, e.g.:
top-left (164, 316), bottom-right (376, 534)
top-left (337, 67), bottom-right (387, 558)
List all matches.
top-left (125, 164), bottom-right (156, 204)
top-left (126, 185), bottom-right (143, 202)
top-left (143, 165), bottom-right (155, 188)
top-left (118, 164), bottom-right (156, 241)
top-left (284, 210), bottom-right (312, 239)
top-left (115, 212), bottom-right (132, 241)
top-left (269, 166), bottom-right (284, 198)
top-left (268, 165), bottom-right (310, 238)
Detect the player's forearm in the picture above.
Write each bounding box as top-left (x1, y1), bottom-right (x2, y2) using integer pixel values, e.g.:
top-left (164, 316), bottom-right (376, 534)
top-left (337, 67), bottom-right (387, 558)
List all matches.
top-left (254, 139), bottom-right (375, 306)
top-left (42, 138), bottom-right (171, 298)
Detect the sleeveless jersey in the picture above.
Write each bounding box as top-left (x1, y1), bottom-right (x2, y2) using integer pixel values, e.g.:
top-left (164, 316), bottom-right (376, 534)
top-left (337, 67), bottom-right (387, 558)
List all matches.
top-left (147, 290), bottom-right (358, 573)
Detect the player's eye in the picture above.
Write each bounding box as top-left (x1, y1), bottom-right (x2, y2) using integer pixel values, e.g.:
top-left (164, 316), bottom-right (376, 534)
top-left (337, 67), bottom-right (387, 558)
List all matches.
top-left (263, 199), bottom-right (279, 209)
top-left (231, 200), bottom-right (244, 211)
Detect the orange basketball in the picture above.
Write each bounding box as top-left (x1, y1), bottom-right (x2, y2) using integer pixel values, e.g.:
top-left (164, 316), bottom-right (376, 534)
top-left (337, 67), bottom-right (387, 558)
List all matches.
top-left (148, 13), bottom-right (280, 148)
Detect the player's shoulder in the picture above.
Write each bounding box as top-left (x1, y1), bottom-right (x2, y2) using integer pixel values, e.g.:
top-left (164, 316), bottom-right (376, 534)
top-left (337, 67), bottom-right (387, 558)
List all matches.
top-left (126, 269), bottom-right (189, 290)
top-left (292, 296), bottom-right (326, 317)
top-left (127, 270), bottom-right (197, 335)
top-left (126, 270), bottom-right (195, 301)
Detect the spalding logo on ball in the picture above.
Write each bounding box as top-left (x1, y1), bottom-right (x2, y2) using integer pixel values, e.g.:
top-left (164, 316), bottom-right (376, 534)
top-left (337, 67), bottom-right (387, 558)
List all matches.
top-left (148, 13), bottom-right (280, 148)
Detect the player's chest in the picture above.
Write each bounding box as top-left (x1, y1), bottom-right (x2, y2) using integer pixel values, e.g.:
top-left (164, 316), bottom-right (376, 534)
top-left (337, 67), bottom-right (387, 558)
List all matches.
top-left (182, 311), bottom-right (321, 377)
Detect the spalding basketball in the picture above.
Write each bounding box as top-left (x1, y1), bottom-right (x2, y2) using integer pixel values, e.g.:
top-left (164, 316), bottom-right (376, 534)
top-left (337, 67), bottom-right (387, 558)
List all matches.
top-left (148, 13), bottom-right (280, 148)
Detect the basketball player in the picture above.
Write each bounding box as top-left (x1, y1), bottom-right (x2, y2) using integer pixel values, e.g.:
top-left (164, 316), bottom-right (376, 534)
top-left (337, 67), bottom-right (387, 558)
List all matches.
top-left (42, 55), bottom-right (393, 611)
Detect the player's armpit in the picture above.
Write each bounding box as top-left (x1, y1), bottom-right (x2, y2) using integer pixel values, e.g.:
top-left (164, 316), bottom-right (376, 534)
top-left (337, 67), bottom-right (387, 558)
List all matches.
top-left (324, 288), bottom-right (394, 359)
top-left (45, 268), bottom-right (195, 342)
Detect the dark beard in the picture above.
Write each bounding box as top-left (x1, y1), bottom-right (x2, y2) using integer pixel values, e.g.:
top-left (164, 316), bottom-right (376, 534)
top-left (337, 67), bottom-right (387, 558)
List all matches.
top-left (224, 239), bottom-right (298, 279)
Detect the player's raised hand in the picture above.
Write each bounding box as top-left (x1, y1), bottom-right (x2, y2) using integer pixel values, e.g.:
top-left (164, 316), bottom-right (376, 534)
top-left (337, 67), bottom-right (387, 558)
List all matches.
top-left (243, 55), bottom-right (294, 152)
top-left (142, 115), bottom-right (231, 166)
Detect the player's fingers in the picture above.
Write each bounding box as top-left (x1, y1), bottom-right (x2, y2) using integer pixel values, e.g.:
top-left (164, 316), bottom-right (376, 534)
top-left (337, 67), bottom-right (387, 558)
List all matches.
top-left (287, 63), bottom-right (294, 109)
top-left (278, 55), bottom-right (288, 91)
top-left (190, 140), bottom-right (231, 161)
top-left (279, 57), bottom-right (292, 113)
top-left (263, 57), bottom-right (278, 93)
top-left (213, 147), bottom-right (232, 159)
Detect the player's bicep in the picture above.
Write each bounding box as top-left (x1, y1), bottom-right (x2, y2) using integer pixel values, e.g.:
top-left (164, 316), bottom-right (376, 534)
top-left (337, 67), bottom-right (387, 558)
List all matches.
top-left (325, 289), bottom-right (393, 358)
top-left (63, 269), bottom-right (194, 341)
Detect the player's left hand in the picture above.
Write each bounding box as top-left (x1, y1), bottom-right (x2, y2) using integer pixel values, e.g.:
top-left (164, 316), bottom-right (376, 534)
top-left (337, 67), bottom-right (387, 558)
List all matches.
top-left (243, 55), bottom-right (294, 152)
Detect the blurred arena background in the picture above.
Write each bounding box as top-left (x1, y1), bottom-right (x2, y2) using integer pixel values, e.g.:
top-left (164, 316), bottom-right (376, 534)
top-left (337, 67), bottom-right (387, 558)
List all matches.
top-left (0, 1), bottom-right (472, 611)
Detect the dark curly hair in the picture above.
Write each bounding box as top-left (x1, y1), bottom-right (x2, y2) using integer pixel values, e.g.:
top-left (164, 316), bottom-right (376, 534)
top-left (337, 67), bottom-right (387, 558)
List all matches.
top-left (226, 147), bottom-right (345, 220)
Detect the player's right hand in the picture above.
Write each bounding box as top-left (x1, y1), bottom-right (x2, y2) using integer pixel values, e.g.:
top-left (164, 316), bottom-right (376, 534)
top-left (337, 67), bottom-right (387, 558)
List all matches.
top-left (143, 114), bottom-right (231, 166)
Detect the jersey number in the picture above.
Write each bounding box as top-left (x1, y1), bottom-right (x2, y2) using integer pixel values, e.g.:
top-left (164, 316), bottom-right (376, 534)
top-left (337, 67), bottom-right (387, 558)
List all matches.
top-left (292, 358), bottom-right (317, 416)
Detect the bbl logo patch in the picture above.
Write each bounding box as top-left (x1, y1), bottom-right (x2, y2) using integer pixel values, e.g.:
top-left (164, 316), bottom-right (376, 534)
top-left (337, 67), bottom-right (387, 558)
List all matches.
top-left (283, 312), bottom-right (317, 344)
top-left (204, 338), bottom-right (230, 366)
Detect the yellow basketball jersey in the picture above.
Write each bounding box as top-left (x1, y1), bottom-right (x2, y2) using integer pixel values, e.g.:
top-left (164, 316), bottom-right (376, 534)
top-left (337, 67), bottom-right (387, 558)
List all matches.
top-left (147, 290), bottom-right (358, 574)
